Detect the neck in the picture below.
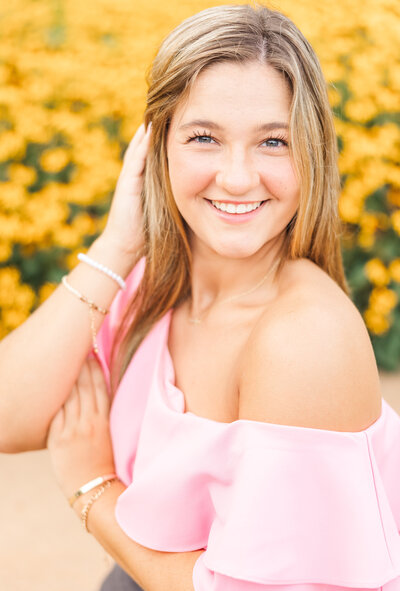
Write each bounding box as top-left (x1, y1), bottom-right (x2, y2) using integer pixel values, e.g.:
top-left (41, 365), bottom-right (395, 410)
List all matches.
top-left (188, 235), bottom-right (285, 316)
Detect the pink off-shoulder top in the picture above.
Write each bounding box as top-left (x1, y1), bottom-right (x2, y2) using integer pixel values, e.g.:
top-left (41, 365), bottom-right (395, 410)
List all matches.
top-left (94, 256), bottom-right (400, 590)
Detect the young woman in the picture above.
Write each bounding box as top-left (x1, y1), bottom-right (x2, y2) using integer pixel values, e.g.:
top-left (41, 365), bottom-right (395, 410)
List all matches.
top-left (1, 4), bottom-right (400, 590)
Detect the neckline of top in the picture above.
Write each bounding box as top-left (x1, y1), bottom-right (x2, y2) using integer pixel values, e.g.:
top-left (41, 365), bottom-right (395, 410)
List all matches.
top-left (162, 308), bottom-right (386, 436)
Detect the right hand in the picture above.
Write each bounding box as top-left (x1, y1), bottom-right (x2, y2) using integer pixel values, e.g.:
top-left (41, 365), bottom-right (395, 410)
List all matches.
top-left (100, 122), bottom-right (152, 258)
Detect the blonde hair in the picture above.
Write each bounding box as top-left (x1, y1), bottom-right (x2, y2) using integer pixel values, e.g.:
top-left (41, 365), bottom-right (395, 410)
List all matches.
top-left (110, 3), bottom-right (349, 396)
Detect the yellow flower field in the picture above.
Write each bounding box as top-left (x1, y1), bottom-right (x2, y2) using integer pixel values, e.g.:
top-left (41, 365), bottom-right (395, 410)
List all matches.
top-left (0, 0), bottom-right (399, 367)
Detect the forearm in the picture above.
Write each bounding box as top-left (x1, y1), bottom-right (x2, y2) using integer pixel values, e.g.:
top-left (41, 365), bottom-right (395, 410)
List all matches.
top-left (74, 480), bottom-right (203, 591)
top-left (0, 236), bottom-right (138, 453)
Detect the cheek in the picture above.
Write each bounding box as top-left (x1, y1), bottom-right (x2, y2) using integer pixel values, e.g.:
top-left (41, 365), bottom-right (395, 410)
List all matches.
top-left (261, 159), bottom-right (300, 203)
top-left (168, 150), bottom-right (215, 201)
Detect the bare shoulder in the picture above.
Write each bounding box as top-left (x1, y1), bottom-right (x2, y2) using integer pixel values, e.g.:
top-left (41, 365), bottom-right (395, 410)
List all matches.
top-left (238, 258), bottom-right (382, 432)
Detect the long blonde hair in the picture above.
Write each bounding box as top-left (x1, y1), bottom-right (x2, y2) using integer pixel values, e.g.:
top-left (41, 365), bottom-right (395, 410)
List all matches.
top-left (110, 3), bottom-right (349, 396)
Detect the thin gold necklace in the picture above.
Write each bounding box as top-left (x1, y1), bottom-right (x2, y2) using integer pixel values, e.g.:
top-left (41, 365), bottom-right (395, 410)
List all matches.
top-left (188, 257), bottom-right (281, 325)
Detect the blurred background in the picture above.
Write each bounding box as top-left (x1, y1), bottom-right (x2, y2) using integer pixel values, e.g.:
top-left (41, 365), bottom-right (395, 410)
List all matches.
top-left (0, 0), bottom-right (399, 589)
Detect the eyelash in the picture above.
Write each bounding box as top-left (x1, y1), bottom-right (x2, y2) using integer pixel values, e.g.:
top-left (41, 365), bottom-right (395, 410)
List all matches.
top-left (185, 130), bottom-right (289, 148)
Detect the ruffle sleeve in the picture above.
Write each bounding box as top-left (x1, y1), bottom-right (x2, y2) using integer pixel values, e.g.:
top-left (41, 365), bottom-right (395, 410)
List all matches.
top-left (114, 386), bottom-right (400, 590)
top-left (191, 418), bottom-right (400, 590)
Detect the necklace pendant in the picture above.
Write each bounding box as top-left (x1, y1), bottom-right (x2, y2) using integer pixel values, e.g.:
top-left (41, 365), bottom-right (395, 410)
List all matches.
top-left (188, 317), bottom-right (202, 325)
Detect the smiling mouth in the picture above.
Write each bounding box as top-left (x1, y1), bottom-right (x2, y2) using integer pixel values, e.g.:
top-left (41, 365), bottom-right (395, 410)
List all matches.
top-left (208, 199), bottom-right (269, 214)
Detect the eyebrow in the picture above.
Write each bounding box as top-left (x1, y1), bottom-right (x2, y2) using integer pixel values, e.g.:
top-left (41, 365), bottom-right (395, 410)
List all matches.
top-left (178, 119), bottom-right (289, 132)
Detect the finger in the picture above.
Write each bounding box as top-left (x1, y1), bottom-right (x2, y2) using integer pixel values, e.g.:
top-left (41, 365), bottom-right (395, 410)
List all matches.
top-left (88, 357), bottom-right (111, 415)
top-left (63, 384), bottom-right (80, 425)
top-left (77, 359), bottom-right (97, 417)
top-left (122, 123), bottom-right (146, 163)
top-left (121, 122), bottom-right (152, 179)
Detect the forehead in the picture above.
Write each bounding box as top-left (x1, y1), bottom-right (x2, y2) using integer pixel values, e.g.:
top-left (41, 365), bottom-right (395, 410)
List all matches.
top-left (170, 61), bottom-right (292, 130)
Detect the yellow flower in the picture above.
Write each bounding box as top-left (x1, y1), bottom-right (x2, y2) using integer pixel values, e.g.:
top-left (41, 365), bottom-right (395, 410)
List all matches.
top-left (65, 249), bottom-right (81, 270)
top-left (391, 210), bottom-right (400, 236)
top-left (344, 98), bottom-right (378, 124)
top-left (0, 241), bottom-right (12, 262)
top-left (359, 212), bottom-right (379, 232)
top-left (72, 212), bottom-right (96, 236)
top-left (39, 282), bottom-right (57, 304)
top-left (389, 259), bottom-right (400, 283)
top-left (24, 194), bottom-right (69, 232)
top-left (322, 62), bottom-right (346, 83)
top-left (1, 308), bottom-right (29, 331)
top-left (338, 193), bottom-right (363, 224)
top-left (0, 268), bottom-right (21, 308)
top-left (388, 189), bottom-right (400, 207)
top-left (364, 259), bottom-right (390, 286)
top-left (13, 284), bottom-right (36, 312)
top-left (0, 267), bottom-right (20, 290)
top-left (25, 75), bottom-right (53, 103)
top-left (47, 110), bottom-right (85, 137)
top-left (369, 287), bottom-right (398, 315)
top-left (7, 163), bottom-right (37, 187)
top-left (0, 131), bottom-right (25, 160)
top-left (0, 214), bottom-right (24, 242)
top-left (375, 213), bottom-right (390, 231)
top-left (0, 322), bottom-right (8, 340)
top-left (358, 230), bottom-right (375, 249)
top-left (364, 308), bottom-right (390, 335)
top-left (0, 182), bottom-right (26, 211)
top-left (40, 147), bottom-right (71, 173)
top-left (13, 104), bottom-right (52, 144)
top-left (51, 224), bottom-right (82, 249)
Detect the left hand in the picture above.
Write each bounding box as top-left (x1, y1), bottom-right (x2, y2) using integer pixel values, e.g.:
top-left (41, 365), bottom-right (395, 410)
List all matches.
top-left (46, 356), bottom-right (116, 504)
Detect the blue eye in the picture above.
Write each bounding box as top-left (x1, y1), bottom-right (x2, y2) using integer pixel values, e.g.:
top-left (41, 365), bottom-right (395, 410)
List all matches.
top-left (194, 135), bottom-right (214, 143)
top-left (186, 130), bottom-right (216, 144)
top-left (262, 137), bottom-right (288, 148)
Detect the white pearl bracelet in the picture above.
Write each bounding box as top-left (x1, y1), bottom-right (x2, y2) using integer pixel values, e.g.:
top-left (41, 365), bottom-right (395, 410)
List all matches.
top-left (77, 252), bottom-right (127, 290)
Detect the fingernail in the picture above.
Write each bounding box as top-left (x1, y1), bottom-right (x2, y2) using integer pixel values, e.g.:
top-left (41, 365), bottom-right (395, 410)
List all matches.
top-left (147, 121), bottom-right (152, 132)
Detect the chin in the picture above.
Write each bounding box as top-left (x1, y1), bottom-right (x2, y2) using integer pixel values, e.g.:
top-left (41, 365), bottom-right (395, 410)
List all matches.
top-left (210, 241), bottom-right (264, 260)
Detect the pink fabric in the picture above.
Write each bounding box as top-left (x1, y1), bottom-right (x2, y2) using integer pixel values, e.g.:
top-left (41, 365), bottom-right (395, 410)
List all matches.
top-left (95, 258), bottom-right (400, 590)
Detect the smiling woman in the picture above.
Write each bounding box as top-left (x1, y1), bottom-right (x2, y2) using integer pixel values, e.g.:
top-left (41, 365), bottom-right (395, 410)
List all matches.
top-left (166, 61), bottom-right (299, 261)
top-left (1, 3), bottom-right (400, 591)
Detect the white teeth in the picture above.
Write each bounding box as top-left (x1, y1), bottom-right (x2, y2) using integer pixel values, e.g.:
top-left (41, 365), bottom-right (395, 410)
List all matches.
top-left (211, 200), bottom-right (263, 214)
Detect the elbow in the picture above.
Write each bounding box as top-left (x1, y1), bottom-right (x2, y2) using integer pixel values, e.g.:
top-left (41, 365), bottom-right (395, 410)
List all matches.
top-left (0, 415), bottom-right (47, 453)
top-left (0, 415), bottom-right (15, 453)
top-left (0, 434), bottom-right (47, 454)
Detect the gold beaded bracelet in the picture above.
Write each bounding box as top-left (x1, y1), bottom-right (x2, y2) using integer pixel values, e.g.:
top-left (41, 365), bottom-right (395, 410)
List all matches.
top-left (80, 477), bottom-right (118, 532)
top-left (61, 275), bottom-right (109, 354)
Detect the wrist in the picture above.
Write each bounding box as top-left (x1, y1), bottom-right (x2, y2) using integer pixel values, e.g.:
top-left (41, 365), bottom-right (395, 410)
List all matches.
top-left (72, 478), bottom-right (126, 530)
top-left (68, 472), bottom-right (118, 508)
top-left (88, 236), bottom-right (143, 280)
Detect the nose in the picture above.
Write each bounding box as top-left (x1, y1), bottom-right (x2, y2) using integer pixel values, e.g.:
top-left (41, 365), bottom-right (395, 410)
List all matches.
top-left (215, 148), bottom-right (260, 196)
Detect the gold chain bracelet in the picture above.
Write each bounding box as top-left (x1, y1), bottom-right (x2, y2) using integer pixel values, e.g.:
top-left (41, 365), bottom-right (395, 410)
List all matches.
top-left (80, 478), bottom-right (117, 532)
top-left (61, 275), bottom-right (109, 354)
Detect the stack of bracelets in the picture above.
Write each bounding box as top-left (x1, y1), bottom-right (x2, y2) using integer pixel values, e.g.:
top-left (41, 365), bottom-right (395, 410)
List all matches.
top-left (68, 473), bottom-right (118, 531)
top-left (60, 251), bottom-right (128, 529)
top-left (61, 252), bottom-right (127, 354)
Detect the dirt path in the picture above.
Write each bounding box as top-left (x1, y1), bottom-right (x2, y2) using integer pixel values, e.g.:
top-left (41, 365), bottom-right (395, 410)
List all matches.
top-left (0, 371), bottom-right (399, 591)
